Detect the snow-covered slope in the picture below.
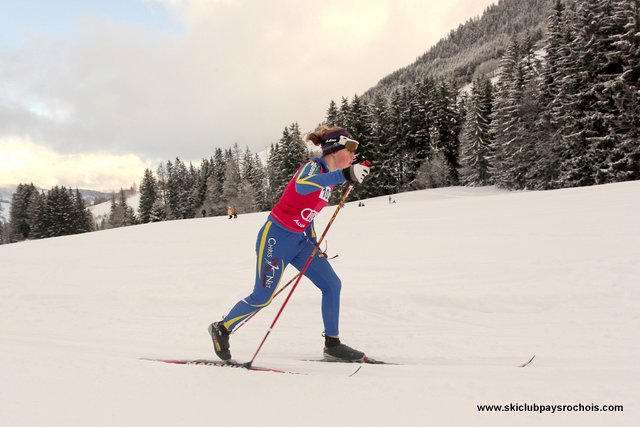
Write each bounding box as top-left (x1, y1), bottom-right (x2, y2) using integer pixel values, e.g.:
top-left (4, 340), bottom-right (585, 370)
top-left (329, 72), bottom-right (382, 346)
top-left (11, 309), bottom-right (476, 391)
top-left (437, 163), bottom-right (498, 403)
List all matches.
top-left (89, 192), bottom-right (141, 222)
top-left (1, 182), bottom-right (638, 426)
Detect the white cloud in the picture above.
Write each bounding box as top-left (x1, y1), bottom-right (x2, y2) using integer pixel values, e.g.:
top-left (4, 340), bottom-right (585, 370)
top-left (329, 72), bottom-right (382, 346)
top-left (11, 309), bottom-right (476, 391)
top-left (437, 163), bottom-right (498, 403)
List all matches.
top-left (1, 0), bottom-right (498, 190)
top-left (0, 138), bottom-right (151, 191)
top-left (317, 0), bottom-right (390, 49)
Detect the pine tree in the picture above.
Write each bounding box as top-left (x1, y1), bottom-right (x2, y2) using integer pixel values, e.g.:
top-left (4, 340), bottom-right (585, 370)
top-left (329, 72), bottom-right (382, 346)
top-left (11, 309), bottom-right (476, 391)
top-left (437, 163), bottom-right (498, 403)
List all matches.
top-left (591, 0), bottom-right (640, 182)
top-left (9, 183), bottom-right (37, 240)
top-left (172, 159), bottom-right (194, 219)
top-left (0, 202), bottom-right (4, 244)
top-left (513, 33), bottom-right (545, 189)
top-left (108, 189), bottom-right (136, 228)
top-left (241, 148), bottom-right (267, 212)
top-left (192, 159), bottom-right (210, 215)
top-left (460, 77), bottom-right (494, 185)
top-left (491, 37), bottom-right (524, 188)
top-left (365, 92), bottom-right (400, 196)
top-left (267, 124), bottom-right (309, 200)
top-left (338, 97), bottom-right (351, 128)
top-left (531, 0), bottom-right (565, 189)
top-left (26, 190), bottom-right (47, 239)
top-left (139, 168), bottom-right (157, 223)
top-left (554, 1), bottom-right (598, 187)
top-left (72, 189), bottom-right (93, 234)
top-left (280, 123), bottom-right (309, 179)
top-left (611, 0), bottom-right (640, 180)
top-left (164, 160), bottom-right (177, 219)
top-left (432, 81), bottom-right (462, 185)
top-left (326, 100), bottom-right (340, 126)
top-left (44, 186), bottom-right (76, 237)
top-left (222, 146), bottom-right (242, 208)
top-left (150, 199), bottom-right (167, 222)
top-left (155, 162), bottom-right (169, 219)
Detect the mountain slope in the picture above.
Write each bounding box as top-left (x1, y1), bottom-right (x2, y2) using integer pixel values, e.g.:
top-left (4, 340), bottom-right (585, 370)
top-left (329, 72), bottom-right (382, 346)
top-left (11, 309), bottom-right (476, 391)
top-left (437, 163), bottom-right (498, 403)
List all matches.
top-left (366, 0), bottom-right (552, 96)
top-left (0, 183), bottom-right (638, 426)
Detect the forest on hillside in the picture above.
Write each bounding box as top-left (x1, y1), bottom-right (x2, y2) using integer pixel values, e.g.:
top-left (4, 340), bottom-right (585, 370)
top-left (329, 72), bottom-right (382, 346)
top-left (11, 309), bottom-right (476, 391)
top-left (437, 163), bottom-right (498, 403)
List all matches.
top-left (2, 0), bottom-right (637, 243)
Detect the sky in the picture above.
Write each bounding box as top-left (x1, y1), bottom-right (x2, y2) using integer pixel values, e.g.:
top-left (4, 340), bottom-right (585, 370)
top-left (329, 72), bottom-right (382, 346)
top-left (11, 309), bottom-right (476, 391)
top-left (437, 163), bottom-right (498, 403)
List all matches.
top-left (0, 0), bottom-right (498, 192)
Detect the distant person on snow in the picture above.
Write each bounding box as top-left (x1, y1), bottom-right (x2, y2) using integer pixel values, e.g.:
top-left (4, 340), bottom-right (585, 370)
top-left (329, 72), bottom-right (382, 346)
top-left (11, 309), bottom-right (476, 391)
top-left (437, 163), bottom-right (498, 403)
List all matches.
top-left (232, 206), bottom-right (237, 219)
top-left (209, 126), bottom-right (371, 362)
top-left (227, 206), bottom-right (233, 219)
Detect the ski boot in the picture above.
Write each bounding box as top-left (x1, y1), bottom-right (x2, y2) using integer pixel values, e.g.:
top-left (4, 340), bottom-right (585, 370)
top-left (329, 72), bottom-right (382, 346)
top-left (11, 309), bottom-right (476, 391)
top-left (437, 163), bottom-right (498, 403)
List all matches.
top-left (323, 336), bottom-right (365, 362)
top-left (208, 321), bottom-right (231, 361)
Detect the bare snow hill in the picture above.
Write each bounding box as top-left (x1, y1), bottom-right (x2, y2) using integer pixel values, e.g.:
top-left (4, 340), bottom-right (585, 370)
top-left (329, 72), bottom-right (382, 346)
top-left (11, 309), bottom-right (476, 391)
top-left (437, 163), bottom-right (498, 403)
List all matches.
top-left (1, 182), bottom-right (638, 426)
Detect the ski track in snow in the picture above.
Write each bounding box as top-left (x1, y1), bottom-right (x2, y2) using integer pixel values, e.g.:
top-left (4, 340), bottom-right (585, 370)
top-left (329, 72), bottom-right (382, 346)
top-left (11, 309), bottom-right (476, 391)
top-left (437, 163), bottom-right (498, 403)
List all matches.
top-left (1, 182), bottom-right (639, 426)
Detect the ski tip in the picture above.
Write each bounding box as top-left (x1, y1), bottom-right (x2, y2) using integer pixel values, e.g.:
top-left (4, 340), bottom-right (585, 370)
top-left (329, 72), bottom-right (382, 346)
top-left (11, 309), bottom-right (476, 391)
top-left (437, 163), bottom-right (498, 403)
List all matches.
top-left (362, 356), bottom-right (393, 365)
top-left (519, 355), bottom-right (536, 368)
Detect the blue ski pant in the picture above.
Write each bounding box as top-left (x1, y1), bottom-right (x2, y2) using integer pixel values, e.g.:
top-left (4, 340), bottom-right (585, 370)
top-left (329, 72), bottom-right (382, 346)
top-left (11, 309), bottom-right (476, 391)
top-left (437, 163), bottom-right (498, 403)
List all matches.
top-left (222, 217), bottom-right (342, 336)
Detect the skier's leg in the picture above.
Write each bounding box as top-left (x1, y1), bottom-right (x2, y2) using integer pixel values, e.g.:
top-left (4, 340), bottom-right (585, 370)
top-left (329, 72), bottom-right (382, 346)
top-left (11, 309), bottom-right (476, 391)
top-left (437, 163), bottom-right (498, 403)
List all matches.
top-left (290, 246), bottom-right (341, 337)
top-left (211, 220), bottom-right (303, 361)
top-left (220, 220), bottom-right (303, 332)
top-left (291, 241), bottom-right (365, 361)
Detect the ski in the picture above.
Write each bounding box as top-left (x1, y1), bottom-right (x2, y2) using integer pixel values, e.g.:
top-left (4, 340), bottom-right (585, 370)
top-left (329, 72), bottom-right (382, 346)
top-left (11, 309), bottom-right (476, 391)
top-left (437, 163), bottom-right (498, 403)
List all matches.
top-left (303, 356), bottom-right (396, 365)
top-left (519, 355), bottom-right (536, 368)
top-left (140, 358), bottom-right (299, 374)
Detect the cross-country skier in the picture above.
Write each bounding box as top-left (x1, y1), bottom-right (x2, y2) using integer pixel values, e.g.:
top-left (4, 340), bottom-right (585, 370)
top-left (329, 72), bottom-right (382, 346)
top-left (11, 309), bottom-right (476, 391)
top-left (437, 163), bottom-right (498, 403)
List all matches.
top-left (209, 126), bottom-right (371, 362)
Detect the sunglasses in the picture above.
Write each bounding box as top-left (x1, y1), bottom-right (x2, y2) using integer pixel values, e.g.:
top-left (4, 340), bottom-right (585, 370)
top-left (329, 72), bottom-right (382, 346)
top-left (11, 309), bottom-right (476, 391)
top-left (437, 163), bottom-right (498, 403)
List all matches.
top-left (338, 135), bottom-right (359, 153)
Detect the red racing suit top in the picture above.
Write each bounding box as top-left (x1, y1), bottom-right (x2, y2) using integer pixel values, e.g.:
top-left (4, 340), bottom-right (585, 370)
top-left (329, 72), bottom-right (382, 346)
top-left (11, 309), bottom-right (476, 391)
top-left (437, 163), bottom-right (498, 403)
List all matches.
top-left (270, 157), bottom-right (346, 235)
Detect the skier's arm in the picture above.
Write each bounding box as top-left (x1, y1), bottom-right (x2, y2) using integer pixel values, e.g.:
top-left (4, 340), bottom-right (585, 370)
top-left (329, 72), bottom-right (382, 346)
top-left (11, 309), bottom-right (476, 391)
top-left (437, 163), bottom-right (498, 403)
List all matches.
top-left (295, 161), bottom-right (345, 195)
top-left (304, 220), bottom-right (318, 245)
top-left (304, 221), bottom-right (330, 258)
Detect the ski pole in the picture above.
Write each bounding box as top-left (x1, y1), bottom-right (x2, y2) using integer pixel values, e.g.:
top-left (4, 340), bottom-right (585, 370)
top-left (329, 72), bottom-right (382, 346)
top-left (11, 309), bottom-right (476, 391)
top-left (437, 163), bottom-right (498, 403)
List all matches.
top-left (245, 161), bottom-right (370, 367)
top-left (230, 271), bottom-right (301, 334)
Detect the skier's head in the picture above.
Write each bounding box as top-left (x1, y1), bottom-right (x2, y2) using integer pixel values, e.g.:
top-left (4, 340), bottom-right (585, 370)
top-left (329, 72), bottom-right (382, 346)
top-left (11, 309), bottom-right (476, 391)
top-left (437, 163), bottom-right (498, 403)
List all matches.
top-left (306, 126), bottom-right (359, 156)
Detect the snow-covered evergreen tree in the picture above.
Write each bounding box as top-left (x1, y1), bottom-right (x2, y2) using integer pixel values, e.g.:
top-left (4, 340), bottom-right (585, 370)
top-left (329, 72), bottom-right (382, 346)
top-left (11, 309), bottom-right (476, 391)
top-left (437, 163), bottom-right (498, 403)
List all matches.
top-left (241, 148), bottom-right (267, 212)
top-left (365, 92), bottom-right (400, 196)
top-left (432, 82), bottom-right (462, 185)
top-left (589, 0), bottom-right (640, 182)
top-left (26, 190), bottom-right (47, 239)
top-left (138, 168), bottom-right (157, 224)
top-left (108, 189), bottom-right (136, 228)
top-left (325, 100), bottom-right (340, 126)
top-left (460, 77), bottom-right (494, 186)
top-left (9, 183), bottom-right (38, 241)
top-left (202, 148), bottom-right (227, 216)
top-left (267, 123), bottom-right (309, 199)
top-left (72, 189), bottom-right (93, 234)
top-left (44, 187), bottom-right (76, 237)
top-left (491, 37), bottom-right (523, 188)
top-left (222, 145), bottom-right (242, 209)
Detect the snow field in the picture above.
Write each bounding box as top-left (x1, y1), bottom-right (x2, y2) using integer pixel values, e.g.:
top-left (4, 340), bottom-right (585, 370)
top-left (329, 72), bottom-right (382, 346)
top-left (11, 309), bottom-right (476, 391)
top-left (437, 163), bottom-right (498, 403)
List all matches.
top-left (1, 182), bottom-right (638, 426)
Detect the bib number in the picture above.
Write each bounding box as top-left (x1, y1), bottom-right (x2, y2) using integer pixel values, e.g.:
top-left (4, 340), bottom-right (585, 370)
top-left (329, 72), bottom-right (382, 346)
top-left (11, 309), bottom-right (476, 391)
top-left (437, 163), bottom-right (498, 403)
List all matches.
top-left (319, 187), bottom-right (332, 202)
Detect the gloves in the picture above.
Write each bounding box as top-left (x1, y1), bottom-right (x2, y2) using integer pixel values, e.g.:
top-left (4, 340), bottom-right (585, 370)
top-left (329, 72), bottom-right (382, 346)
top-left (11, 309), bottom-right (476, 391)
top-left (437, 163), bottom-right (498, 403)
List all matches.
top-left (343, 162), bottom-right (371, 184)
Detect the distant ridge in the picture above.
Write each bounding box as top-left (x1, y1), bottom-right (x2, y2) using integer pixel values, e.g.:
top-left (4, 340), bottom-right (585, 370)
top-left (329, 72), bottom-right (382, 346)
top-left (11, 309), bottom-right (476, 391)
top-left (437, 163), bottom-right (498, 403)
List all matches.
top-left (0, 185), bottom-right (111, 206)
top-left (365, 0), bottom-right (552, 97)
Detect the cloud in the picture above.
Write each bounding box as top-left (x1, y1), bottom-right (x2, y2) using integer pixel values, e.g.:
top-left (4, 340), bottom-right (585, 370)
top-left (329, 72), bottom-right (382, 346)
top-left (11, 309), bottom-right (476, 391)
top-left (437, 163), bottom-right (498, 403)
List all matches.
top-left (0, 137), bottom-right (150, 191)
top-left (1, 0), bottom-right (497, 190)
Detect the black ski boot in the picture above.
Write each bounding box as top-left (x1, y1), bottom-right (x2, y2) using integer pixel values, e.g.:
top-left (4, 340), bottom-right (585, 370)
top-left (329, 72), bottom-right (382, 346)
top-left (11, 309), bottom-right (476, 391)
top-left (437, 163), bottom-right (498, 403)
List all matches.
top-left (208, 321), bottom-right (231, 361)
top-left (323, 336), bottom-right (365, 362)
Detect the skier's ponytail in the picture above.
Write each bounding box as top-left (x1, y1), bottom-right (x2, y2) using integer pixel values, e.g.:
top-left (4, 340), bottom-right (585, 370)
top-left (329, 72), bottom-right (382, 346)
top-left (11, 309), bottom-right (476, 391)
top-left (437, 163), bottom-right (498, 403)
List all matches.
top-left (306, 126), bottom-right (344, 146)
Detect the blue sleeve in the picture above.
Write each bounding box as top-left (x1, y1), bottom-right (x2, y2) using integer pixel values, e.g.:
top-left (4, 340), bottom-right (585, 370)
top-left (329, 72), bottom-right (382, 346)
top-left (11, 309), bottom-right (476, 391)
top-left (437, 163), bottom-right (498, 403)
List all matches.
top-left (294, 161), bottom-right (345, 195)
